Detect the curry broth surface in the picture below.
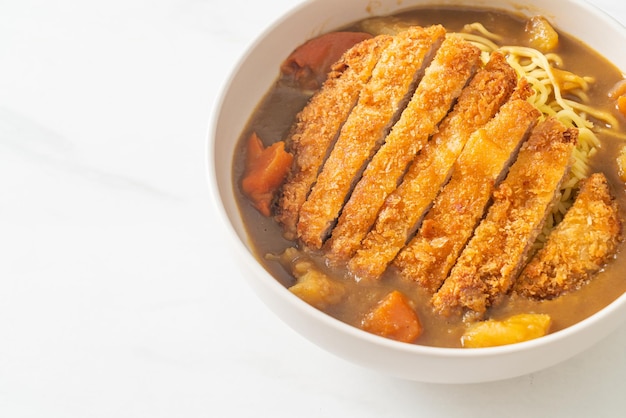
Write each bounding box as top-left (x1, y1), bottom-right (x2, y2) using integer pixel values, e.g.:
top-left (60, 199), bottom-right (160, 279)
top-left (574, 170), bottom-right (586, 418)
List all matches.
top-left (233, 6), bottom-right (626, 348)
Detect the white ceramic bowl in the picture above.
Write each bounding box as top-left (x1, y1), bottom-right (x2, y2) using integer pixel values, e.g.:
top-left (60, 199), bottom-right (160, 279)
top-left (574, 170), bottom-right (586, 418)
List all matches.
top-left (208, 0), bottom-right (626, 383)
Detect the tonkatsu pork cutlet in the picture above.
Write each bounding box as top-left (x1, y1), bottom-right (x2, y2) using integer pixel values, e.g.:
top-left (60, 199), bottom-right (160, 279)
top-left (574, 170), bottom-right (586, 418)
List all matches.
top-left (326, 35), bottom-right (481, 262)
top-left (346, 52), bottom-right (520, 281)
top-left (394, 96), bottom-right (540, 293)
top-left (514, 172), bottom-right (622, 299)
top-left (276, 35), bottom-right (393, 239)
top-left (297, 25), bottom-right (447, 249)
top-left (432, 117), bottom-right (577, 317)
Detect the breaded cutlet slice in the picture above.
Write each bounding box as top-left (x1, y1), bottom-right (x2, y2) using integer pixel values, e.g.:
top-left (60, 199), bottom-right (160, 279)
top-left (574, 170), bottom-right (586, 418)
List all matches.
top-left (346, 53), bottom-right (520, 281)
top-left (394, 98), bottom-right (540, 293)
top-left (276, 35), bottom-right (393, 239)
top-left (514, 172), bottom-right (621, 299)
top-left (297, 25), bottom-right (447, 249)
top-left (326, 35), bottom-right (481, 262)
top-left (432, 117), bottom-right (577, 317)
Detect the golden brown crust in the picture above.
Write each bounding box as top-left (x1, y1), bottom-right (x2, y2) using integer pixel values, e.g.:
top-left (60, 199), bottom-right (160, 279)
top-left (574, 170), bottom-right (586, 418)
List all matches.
top-left (432, 117), bottom-right (577, 317)
top-left (296, 25), bottom-right (447, 249)
top-left (346, 53), bottom-right (520, 281)
top-left (514, 172), bottom-right (622, 299)
top-left (276, 35), bottom-right (393, 239)
top-left (395, 98), bottom-right (540, 293)
top-left (326, 35), bottom-right (481, 262)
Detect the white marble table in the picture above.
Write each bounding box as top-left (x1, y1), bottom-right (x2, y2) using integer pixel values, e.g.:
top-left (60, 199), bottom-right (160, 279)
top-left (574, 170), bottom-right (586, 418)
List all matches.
top-left (1, 1), bottom-right (626, 416)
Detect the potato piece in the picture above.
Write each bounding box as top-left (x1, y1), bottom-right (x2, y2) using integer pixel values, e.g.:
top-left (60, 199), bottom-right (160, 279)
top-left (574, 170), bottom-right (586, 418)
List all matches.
top-left (461, 313), bottom-right (551, 348)
top-left (269, 247), bottom-right (346, 309)
top-left (285, 253), bottom-right (345, 310)
top-left (525, 16), bottom-right (559, 52)
top-left (551, 68), bottom-right (589, 93)
top-left (357, 16), bottom-right (419, 35)
top-left (361, 290), bottom-right (423, 343)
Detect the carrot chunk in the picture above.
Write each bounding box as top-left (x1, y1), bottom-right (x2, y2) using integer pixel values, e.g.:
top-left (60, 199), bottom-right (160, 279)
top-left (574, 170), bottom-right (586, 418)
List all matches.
top-left (241, 132), bottom-right (293, 216)
top-left (244, 131), bottom-right (265, 165)
top-left (281, 31), bottom-right (372, 90)
top-left (361, 290), bottom-right (423, 343)
top-left (617, 95), bottom-right (626, 118)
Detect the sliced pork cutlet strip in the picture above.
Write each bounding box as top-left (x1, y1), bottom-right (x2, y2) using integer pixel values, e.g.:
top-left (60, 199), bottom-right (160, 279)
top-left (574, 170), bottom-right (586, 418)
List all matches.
top-left (276, 35), bottom-right (393, 239)
top-left (346, 52), bottom-right (519, 281)
top-left (432, 117), bottom-right (577, 317)
top-left (514, 172), bottom-right (622, 300)
top-left (394, 98), bottom-right (540, 294)
top-left (296, 25), bottom-right (447, 249)
top-left (325, 35), bottom-right (481, 262)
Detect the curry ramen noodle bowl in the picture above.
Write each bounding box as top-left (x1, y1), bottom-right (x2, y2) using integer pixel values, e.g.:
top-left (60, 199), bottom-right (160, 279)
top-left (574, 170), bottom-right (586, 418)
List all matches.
top-left (235, 6), bottom-right (626, 349)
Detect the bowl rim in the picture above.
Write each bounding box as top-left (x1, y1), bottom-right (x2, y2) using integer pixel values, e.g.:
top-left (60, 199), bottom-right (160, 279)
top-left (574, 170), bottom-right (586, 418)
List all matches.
top-left (206, 0), bottom-right (626, 364)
